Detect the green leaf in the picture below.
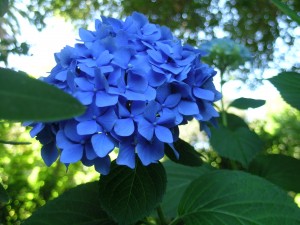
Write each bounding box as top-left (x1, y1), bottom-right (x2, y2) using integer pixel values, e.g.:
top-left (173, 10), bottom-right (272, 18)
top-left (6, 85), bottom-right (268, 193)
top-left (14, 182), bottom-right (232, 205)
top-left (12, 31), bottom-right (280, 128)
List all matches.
top-left (224, 113), bottom-right (248, 130)
top-left (249, 154), bottom-right (300, 193)
top-left (0, 183), bottom-right (9, 203)
top-left (0, 68), bottom-right (85, 122)
top-left (99, 160), bottom-right (167, 225)
top-left (165, 139), bottom-right (202, 167)
top-left (176, 170), bottom-right (300, 225)
top-left (229, 97), bottom-right (265, 109)
top-left (271, 0), bottom-right (300, 25)
top-left (268, 72), bottom-right (300, 110)
top-left (23, 182), bottom-right (116, 225)
top-left (161, 161), bottom-right (213, 219)
top-left (210, 126), bottom-right (263, 167)
top-left (0, 0), bottom-right (8, 17)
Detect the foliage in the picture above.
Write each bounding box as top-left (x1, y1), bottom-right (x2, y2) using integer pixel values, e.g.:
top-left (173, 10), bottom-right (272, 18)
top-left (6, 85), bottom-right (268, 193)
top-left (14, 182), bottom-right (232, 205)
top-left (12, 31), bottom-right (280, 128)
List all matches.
top-left (0, 68), bottom-right (85, 122)
top-left (1, 0), bottom-right (300, 225)
top-left (0, 122), bottom-right (99, 225)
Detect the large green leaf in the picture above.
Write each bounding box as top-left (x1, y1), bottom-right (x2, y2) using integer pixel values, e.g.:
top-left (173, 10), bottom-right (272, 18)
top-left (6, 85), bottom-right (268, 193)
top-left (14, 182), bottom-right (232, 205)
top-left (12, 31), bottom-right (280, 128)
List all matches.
top-left (210, 126), bottom-right (263, 167)
top-left (224, 113), bottom-right (248, 130)
top-left (268, 72), bottom-right (300, 110)
top-left (161, 161), bottom-right (213, 219)
top-left (249, 154), bottom-right (300, 193)
top-left (229, 97), bottom-right (265, 109)
top-left (23, 182), bottom-right (116, 225)
top-left (174, 170), bottom-right (300, 225)
top-left (0, 183), bottom-right (9, 203)
top-left (99, 160), bottom-right (167, 225)
top-left (271, 0), bottom-right (300, 25)
top-left (165, 139), bottom-right (203, 167)
top-left (0, 68), bottom-right (85, 121)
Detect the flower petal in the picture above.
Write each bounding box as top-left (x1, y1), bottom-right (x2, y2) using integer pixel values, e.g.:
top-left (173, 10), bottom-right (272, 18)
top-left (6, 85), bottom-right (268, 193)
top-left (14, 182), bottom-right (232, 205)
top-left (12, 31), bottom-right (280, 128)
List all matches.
top-left (76, 91), bottom-right (94, 105)
top-left (116, 141), bottom-right (136, 168)
top-left (114, 118), bottom-right (134, 136)
top-left (97, 108), bottom-right (117, 131)
top-left (60, 144), bottom-right (83, 163)
top-left (144, 101), bottom-right (160, 122)
top-left (96, 91), bottom-right (118, 107)
top-left (77, 120), bottom-right (99, 135)
top-left (56, 130), bottom-right (73, 149)
top-left (75, 77), bottom-right (94, 91)
top-left (85, 142), bottom-right (97, 160)
top-left (164, 93), bottom-right (181, 108)
top-left (30, 123), bottom-right (44, 137)
top-left (193, 87), bottom-right (215, 101)
top-left (91, 133), bottom-right (115, 157)
top-left (64, 120), bottom-right (83, 142)
top-left (155, 125), bottom-right (173, 143)
top-left (94, 156), bottom-right (111, 175)
top-left (178, 100), bottom-right (199, 115)
top-left (137, 118), bottom-right (154, 141)
top-left (112, 48), bottom-right (131, 69)
top-left (136, 137), bottom-right (164, 166)
top-left (41, 142), bottom-right (59, 166)
top-left (127, 73), bottom-right (148, 92)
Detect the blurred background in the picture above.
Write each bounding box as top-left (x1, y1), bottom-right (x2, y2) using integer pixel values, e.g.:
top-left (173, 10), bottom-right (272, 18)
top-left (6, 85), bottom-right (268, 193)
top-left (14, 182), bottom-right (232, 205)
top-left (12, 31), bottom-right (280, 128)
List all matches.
top-left (1, 0), bottom-right (300, 224)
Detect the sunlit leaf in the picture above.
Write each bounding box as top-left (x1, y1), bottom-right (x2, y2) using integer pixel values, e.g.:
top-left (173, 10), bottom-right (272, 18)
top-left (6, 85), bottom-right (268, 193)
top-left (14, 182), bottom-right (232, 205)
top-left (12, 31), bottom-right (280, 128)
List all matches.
top-left (0, 68), bottom-right (85, 121)
top-left (229, 97), bottom-right (265, 109)
top-left (175, 170), bottom-right (300, 225)
top-left (268, 72), bottom-right (300, 110)
top-left (99, 160), bottom-right (166, 225)
top-left (249, 154), bottom-right (300, 193)
top-left (165, 139), bottom-right (202, 167)
top-left (23, 182), bottom-right (116, 225)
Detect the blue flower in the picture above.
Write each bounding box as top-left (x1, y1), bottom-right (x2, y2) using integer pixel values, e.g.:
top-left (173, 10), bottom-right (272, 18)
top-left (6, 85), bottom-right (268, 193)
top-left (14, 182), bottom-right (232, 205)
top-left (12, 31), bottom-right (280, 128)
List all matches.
top-left (26, 12), bottom-right (221, 173)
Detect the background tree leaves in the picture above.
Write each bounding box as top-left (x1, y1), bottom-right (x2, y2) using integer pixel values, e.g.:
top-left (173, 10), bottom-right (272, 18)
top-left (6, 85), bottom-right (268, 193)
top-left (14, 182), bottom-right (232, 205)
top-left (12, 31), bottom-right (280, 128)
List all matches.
top-left (175, 170), bottom-right (300, 225)
top-left (0, 68), bottom-right (85, 121)
top-left (0, 183), bottom-right (9, 203)
top-left (23, 182), bottom-right (117, 225)
top-left (98, 160), bottom-right (167, 225)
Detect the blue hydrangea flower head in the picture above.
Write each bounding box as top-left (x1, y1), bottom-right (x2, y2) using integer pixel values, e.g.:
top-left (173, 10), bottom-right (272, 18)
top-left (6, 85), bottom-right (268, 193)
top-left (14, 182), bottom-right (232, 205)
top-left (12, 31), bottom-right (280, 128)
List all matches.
top-left (200, 38), bottom-right (252, 70)
top-left (27, 12), bottom-right (221, 174)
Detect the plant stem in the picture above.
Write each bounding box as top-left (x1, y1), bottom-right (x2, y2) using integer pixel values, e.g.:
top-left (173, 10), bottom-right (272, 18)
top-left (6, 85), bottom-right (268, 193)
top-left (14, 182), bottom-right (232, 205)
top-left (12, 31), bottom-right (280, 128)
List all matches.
top-left (219, 68), bottom-right (228, 127)
top-left (156, 205), bottom-right (167, 225)
top-left (0, 139), bottom-right (31, 145)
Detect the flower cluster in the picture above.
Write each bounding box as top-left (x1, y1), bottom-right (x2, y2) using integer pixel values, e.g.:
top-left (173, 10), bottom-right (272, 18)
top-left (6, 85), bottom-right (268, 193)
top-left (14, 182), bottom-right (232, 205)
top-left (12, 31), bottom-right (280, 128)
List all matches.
top-left (27, 12), bottom-right (221, 174)
top-left (200, 38), bottom-right (252, 70)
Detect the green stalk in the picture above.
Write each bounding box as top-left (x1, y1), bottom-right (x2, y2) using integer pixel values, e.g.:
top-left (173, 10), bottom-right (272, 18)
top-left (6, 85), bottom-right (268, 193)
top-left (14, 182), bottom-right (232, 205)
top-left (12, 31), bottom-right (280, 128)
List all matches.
top-left (156, 205), bottom-right (167, 225)
top-left (219, 68), bottom-right (228, 127)
top-left (0, 139), bottom-right (31, 145)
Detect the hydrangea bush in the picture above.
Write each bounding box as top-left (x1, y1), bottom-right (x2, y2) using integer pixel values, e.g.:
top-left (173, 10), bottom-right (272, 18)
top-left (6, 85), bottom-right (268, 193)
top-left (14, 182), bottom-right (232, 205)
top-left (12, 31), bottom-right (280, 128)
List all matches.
top-left (27, 12), bottom-right (221, 174)
top-left (2, 4), bottom-right (300, 224)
